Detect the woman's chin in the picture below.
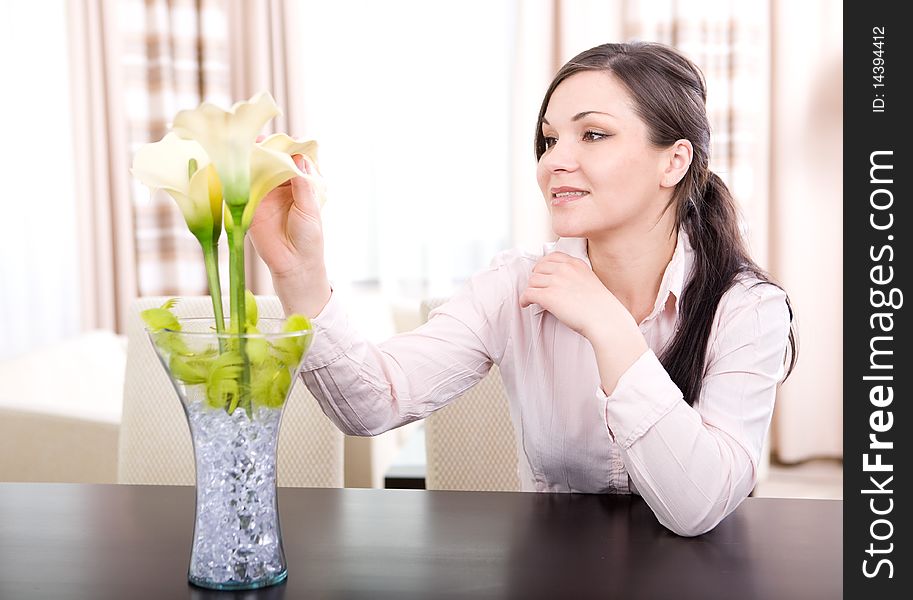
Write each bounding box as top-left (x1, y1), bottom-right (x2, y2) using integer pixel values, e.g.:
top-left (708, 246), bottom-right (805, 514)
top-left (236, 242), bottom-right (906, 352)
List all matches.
top-left (550, 221), bottom-right (588, 239)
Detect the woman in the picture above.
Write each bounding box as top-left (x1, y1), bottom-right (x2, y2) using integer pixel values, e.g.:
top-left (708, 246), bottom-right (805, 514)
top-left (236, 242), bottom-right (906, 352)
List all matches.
top-left (249, 41), bottom-right (797, 537)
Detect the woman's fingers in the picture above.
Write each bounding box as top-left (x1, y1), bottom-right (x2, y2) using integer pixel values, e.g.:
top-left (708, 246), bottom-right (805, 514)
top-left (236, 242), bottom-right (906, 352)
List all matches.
top-left (290, 176), bottom-right (319, 212)
top-left (531, 254), bottom-right (589, 282)
top-left (289, 159), bottom-right (326, 215)
top-left (291, 152), bottom-right (319, 176)
top-left (527, 272), bottom-right (551, 288)
top-left (518, 288), bottom-right (538, 308)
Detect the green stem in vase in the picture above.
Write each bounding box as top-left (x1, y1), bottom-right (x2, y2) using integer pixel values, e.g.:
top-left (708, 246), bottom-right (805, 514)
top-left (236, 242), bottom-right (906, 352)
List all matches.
top-left (228, 207), bottom-right (252, 416)
top-left (202, 242), bottom-right (226, 350)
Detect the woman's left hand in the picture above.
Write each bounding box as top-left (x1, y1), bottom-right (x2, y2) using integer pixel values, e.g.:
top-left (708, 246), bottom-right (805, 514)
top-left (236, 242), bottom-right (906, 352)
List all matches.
top-left (521, 251), bottom-right (650, 394)
top-left (519, 252), bottom-right (632, 343)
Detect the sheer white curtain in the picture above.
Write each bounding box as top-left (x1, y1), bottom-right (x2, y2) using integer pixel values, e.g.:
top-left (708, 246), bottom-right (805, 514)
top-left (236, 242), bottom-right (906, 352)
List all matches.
top-left (0, 1), bottom-right (81, 360)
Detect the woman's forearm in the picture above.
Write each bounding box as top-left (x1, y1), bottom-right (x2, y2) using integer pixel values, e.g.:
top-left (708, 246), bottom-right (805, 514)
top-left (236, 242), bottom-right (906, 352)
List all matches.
top-left (588, 318), bottom-right (649, 396)
top-left (619, 401), bottom-right (757, 537)
top-left (600, 286), bottom-right (789, 536)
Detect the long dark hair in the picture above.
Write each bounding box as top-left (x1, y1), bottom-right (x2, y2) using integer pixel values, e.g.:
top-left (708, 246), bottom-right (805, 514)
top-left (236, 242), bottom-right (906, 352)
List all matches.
top-left (534, 41), bottom-right (797, 406)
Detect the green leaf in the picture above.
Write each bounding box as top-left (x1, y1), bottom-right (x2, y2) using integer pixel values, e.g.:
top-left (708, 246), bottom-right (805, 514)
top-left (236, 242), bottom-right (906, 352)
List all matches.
top-left (207, 375), bottom-right (239, 411)
top-left (206, 350), bottom-right (243, 411)
top-left (283, 313), bottom-right (311, 333)
top-left (168, 354), bottom-right (209, 385)
top-left (245, 289), bottom-right (258, 327)
top-left (152, 331), bottom-right (192, 357)
top-left (141, 307), bottom-right (180, 333)
top-left (245, 325), bottom-right (270, 365)
top-left (142, 299), bottom-right (182, 359)
top-left (272, 313), bottom-right (312, 367)
top-left (226, 386), bottom-right (242, 414)
top-left (251, 359), bottom-right (291, 409)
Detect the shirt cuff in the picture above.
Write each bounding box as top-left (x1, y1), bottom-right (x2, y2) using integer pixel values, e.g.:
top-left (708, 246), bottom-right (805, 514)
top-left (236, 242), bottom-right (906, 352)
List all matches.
top-left (300, 290), bottom-right (357, 371)
top-left (599, 350), bottom-right (682, 449)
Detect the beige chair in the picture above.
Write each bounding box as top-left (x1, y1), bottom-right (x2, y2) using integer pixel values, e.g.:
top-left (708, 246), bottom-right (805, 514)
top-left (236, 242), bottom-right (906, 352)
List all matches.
top-left (118, 296), bottom-right (344, 487)
top-left (420, 298), bottom-right (519, 491)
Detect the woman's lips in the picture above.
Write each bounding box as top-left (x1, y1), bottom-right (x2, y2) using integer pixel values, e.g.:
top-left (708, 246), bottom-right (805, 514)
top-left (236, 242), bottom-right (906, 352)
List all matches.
top-left (551, 191), bottom-right (589, 206)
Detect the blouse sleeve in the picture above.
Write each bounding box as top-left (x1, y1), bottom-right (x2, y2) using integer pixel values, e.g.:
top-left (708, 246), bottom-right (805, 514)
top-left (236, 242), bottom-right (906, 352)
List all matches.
top-left (601, 280), bottom-right (791, 537)
top-left (298, 252), bottom-right (518, 436)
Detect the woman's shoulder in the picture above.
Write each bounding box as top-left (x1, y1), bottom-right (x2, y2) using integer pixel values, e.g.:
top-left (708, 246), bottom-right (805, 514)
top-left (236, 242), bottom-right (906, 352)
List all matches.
top-left (712, 271), bottom-right (791, 332)
top-left (464, 247), bottom-right (543, 290)
top-left (702, 272), bottom-right (793, 374)
top-left (427, 248), bottom-right (540, 348)
top-left (727, 272), bottom-right (789, 304)
top-left (448, 247), bottom-right (542, 311)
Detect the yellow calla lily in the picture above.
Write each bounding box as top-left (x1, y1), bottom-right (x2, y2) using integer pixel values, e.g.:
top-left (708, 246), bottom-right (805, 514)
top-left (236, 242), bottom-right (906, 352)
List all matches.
top-left (171, 91), bottom-right (280, 208)
top-left (241, 134), bottom-right (320, 230)
top-left (130, 133), bottom-right (222, 244)
top-left (131, 132), bottom-right (227, 334)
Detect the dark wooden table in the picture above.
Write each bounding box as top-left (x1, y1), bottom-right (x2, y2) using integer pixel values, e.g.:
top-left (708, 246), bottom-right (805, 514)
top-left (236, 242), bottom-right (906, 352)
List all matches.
top-left (0, 483), bottom-right (841, 599)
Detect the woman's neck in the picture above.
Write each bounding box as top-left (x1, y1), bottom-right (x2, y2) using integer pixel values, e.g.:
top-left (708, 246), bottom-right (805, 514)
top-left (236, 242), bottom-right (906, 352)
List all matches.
top-left (586, 225), bottom-right (678, 323)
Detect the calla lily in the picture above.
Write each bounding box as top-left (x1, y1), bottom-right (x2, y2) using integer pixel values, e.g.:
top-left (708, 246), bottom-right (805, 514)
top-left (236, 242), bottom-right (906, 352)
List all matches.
top-left (243, 133), bottom-right (320, 230)
top-left (170, 92), bottom-right (284, 346)
top-left (130, 133), bottom-right (223, 245)
top-left (172, 91), bottom-right (280, 208)
top-left (132, 133), bottom-right (226, 334)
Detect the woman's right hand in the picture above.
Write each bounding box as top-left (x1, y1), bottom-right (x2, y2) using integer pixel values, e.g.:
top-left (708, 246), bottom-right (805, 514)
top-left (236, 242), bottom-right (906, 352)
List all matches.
top-left (248, 154), bottom-right (332, 317)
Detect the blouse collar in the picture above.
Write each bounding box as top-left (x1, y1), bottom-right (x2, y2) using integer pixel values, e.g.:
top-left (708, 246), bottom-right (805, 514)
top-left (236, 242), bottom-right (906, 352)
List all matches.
top-left (532, 229), bottom-right (692, 323)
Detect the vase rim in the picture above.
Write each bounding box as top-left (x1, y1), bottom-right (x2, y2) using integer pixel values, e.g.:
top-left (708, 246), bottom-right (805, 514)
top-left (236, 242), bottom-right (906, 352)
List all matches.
top-left (146, 316), bottom-right (312, 340)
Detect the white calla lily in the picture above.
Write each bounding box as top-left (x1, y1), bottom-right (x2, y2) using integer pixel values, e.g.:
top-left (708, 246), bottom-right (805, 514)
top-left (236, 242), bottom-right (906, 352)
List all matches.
top-left (172, 91), bottom-right (280, 207)
top-left (131, 132), bottom-right (226, 333)
top-left (130, 133), bottom-right (222, 244)
top-left (242, 134), bottom-right (320, 230)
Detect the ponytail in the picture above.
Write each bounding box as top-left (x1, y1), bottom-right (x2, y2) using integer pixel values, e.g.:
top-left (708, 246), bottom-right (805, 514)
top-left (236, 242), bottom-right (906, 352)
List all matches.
top-left (660, 171), bottom-right (797, 406)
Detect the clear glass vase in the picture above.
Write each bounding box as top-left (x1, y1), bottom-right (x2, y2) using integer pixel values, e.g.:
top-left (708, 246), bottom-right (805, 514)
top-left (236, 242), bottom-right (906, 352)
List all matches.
top-left (147, 317), bottom-right (313, 591)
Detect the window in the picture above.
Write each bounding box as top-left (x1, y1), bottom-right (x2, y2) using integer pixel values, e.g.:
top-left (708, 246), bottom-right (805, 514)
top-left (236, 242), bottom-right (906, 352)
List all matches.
top-left (0, 1), bottom-right (80, 359)
top-left (292, 1), bottom-right (514, 300)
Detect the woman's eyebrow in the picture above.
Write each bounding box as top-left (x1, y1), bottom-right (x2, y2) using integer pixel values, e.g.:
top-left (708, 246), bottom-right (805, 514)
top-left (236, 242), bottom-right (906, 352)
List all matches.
top-left (542, 111), bottom-right (615, 126)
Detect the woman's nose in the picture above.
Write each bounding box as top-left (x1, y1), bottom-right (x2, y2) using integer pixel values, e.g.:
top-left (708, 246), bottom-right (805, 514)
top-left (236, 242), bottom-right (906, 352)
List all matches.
top-left (541, 140), bottom-right (578, 172)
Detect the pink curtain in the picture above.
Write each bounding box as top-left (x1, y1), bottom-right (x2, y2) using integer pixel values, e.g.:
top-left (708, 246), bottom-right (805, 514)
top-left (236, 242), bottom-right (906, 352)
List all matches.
top-left (68, 0), bottom-right (137, 333)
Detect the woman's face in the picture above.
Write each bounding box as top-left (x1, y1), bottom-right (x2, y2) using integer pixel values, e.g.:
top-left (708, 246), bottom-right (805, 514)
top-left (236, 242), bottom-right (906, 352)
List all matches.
top-left (536, 71), bottom-right (672, 240)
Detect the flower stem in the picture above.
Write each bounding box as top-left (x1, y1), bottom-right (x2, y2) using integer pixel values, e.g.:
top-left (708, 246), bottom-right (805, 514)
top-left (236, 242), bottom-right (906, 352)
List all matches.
top-left (202, 243), bottom-right (225, 342)
top-left (228, 210), bottom-right (251, 416)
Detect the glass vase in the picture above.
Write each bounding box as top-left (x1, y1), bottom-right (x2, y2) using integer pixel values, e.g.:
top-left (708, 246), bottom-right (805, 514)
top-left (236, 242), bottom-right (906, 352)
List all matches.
top-left (147, 317), bottom-right (313, 590)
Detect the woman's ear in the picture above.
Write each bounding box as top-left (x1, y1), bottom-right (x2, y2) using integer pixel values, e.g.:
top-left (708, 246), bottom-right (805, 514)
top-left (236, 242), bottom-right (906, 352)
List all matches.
top-left (660, 139), bottom-right (693, 188)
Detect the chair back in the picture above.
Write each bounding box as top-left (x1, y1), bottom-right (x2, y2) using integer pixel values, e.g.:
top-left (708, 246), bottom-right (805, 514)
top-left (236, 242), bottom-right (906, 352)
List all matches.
top-left (117, 296), bottom-right (343, 487)
top-left (421, 298), bottom-right (519, 491)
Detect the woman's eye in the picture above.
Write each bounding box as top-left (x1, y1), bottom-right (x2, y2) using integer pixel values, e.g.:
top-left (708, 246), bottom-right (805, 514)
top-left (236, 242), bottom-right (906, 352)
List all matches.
top-left (582, 130), bottom-right (608, 141)
top-left (543, 136), bottom-right (557, 149)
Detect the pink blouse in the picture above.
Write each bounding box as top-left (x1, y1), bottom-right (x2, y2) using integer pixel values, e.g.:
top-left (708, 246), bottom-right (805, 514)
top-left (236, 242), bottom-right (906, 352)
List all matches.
top-left (299, 231), bottom-right (791, 536)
